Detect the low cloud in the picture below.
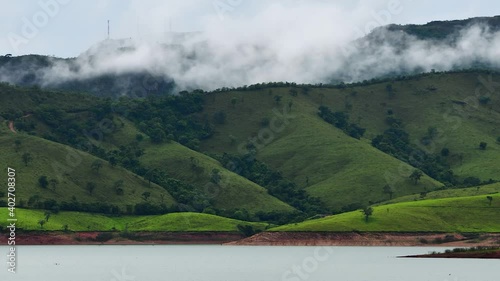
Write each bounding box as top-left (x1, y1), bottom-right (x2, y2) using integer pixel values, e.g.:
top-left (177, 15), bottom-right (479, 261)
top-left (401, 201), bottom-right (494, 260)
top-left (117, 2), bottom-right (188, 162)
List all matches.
top-left (1, 1), bottom-right (500, 94)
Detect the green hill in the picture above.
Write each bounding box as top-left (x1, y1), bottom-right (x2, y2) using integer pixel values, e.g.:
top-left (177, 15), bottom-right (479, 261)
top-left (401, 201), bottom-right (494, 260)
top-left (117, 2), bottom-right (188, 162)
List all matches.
top-left (384, 182), bottom-right (500, 204)
top-left (0, 131), bottom-right (177, 212)
top-left (199, 88), bottom-right (443, 212)
top-left (2, 70), bottom-right (500, 230)
top-left (0, 208), bottom-right (267, 232)
top-left (315, 72), bottom-right (500, 181)
top-left (198, 72), bottom-right (500, 211)
top-left (91, 111), bottom-right (295, 215)
top-left (272, 193), bottom-right (500, 232)
top-left (140, 141), bottom-right (294, 214)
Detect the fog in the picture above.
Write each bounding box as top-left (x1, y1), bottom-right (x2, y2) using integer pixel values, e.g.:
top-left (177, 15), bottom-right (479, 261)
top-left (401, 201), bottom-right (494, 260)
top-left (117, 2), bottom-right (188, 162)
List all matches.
top-left (1, 1), bottom-right (500, 93)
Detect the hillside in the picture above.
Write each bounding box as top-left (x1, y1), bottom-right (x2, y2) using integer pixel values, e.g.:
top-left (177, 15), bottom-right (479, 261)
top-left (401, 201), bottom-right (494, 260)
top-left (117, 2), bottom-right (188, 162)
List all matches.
top-left (0, 130), bottom-right (177, 213)
top-left (2, 68), bottom-right (500, 230)
top-left (0, 208), bottom-right (267, 232)
top-left (2, 16), bottom-right (500, 97)
top-left (272, 193), bottom-right (500, 232)
top-left (386, 16), bottom-right (500, 40)
top-left (384, 182), bottom-right (500, 204)
top-left (140, 141), bottom-right (294, 214)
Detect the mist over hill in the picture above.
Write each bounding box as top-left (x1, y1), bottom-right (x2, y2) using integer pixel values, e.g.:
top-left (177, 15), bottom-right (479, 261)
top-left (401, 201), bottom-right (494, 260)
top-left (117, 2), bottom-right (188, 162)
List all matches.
top-left (1, 16), bottom-right (500, 97)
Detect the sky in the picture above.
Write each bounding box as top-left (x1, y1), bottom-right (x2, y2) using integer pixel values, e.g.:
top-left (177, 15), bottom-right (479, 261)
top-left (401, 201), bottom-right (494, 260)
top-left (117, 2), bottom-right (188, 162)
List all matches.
top-left (1, 0), bottom-right (500, 58)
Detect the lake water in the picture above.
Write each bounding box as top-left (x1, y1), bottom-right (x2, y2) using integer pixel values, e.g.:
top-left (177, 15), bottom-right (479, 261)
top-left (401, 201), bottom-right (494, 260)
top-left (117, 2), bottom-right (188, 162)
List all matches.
top-left (1, 246), bottom-right (498, 281)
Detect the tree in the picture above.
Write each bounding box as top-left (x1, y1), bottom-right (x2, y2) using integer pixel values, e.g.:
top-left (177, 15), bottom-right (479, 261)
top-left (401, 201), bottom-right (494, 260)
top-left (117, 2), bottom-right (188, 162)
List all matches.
top-left (487, 196), bottom-right (493, 206)
top-left (14, 139), bottom-right (21, 152)
top-left (38, 176), bottom-right (49, 189)
top-left (38, 220), bottom-right (45, 229)
top-left (114, 180), bottom-right (124, 195)
top-left (409, 170), bottom-right (423, 185)
top-left (86, 182), bottom-right (96, 195)
top-left (109, 156), bottom-right (117, 167)
top-left (22, 152), bottom-right (33, 166)
top-left (213, 111), bottom-right (227, 125)
top-left (144, 169), bottom-right (158, 187)
top-left (274, 95), bottom-right (282, 105)
top-left (441, 148), bottom-right (450, 157)
top-left (383, 185), bottom-right (395, 199)
top-left (479, 96), bottom-right (491, 105)
top-left (479, 142), bottom-right (488, 150)
top-left (231, 97), bottom-right (238, 108)
top-left (361, 206), bottom-right (374, 222)
top-left (210, 169), bottom-right (222, 185)
top-left (142, 191), bottom-right (151, 201)
top-left (150, 128), bottom-right (166, 143)
top-left (91, 160), bottom-right (103, 174)
top-left (237, 224), bottom-right (257, 237)
top-left (44, 211), bottom-right (51, 222)
top-left (136, 134), bottom-right (144, 142)
top-left (49, 179), bottom-right (58, 191)
top-left (386, 84), bottom-right (394, 98)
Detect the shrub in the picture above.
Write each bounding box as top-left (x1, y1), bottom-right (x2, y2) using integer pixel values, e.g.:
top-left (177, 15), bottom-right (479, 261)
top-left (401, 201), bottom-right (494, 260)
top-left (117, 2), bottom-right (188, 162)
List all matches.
top-left (213, 111), bottom-right (227, 124)
top-left (479, 142), bottom-right (488, 150)
top-left (38, 176), bottom-right (49, 189)
top-left (94, 232), bottom-right (114, 242)
top-left (479, 96), bottom-right (491, 105)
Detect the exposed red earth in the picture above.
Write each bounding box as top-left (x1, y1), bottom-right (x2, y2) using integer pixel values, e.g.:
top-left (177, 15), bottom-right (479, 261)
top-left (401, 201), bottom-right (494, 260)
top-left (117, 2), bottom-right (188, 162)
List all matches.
top-left (7, 114), bottom-right (32, 133)
top-left (8, 121), bottom-right (16, 133)
top-left (0, 231), bottom-right (246, 245)
top-left (3, 231), bottom-right (500, 248)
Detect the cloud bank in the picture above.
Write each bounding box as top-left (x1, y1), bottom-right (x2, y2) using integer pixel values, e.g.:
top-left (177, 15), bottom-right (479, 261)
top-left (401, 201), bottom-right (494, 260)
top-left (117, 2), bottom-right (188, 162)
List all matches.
top-left (1, 1), bottom-right (500, 94)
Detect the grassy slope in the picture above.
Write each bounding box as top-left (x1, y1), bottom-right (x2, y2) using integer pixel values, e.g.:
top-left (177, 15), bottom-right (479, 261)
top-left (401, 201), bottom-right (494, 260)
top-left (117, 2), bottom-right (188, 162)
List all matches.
top-left (384, 182), bottom-right (500, 204)
top-left (200, 89), bottom-right (443, 212)
top-left (0, 208), bottom-right (267, 232)
top-left (140, 141), bottom-right (294, 213)
top-left (314, 72), bottom-right (500, 181)
top-left (0, 130), bottom-right (176, 210)
top-left (92, 113), bottom-right (294, 214)
top-left (272, 193), bottom-right (500, 232)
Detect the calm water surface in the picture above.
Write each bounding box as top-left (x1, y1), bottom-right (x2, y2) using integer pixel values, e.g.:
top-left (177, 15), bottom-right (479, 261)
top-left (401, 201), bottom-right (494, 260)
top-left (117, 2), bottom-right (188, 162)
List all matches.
top-left (1, 246), bottom-right (498, 281)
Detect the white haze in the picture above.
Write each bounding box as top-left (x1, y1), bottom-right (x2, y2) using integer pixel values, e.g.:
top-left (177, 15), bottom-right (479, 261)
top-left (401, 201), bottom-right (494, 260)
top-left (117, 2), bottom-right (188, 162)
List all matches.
top-left (3, 1), bottom-right (500, 91)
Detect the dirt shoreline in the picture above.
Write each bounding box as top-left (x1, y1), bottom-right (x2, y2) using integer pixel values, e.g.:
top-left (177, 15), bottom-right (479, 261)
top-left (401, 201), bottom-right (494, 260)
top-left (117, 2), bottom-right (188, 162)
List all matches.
top-left (2, 231), bottom-right (500, 247)
top-left (0, 231), bottom-right (245, 245)
top-left (226, 232), bottom-right (500, 247)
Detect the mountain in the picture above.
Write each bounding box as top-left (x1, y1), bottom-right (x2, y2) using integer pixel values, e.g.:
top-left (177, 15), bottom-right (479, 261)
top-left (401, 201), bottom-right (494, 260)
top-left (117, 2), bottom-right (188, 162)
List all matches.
top-left (1, 17), bottom-right (500, 235)
top-left (386, 16), bottom-right (500, 40)
top-left (2, 16), bottom-right (500, 97)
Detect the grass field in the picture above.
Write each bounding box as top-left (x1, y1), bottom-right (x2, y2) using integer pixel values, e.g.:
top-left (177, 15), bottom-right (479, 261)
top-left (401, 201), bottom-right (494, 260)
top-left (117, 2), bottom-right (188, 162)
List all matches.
top-left (0, 208), bottom-right (268, 232)
top-left (383, 182), bottom-right (500, 204)
top-left (272, 193), bottom-right (500, 232)
top-left (200, 88), bottom-right (443, 211)
top-left (198, 72), bottom-right (500, 211)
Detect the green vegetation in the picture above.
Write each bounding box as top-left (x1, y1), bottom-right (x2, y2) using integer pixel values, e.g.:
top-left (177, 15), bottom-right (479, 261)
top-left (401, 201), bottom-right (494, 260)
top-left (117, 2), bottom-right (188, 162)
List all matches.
top-left (272, 193), bottom-right (500, 232)
top-left (0, 133), bottom-right (177, 214)
top-left (139, 141), bottom-right (294, 216)
top-left (0, 208), bottom-right (267, 232)
top-left (2, 69), bottom-right (500, 232)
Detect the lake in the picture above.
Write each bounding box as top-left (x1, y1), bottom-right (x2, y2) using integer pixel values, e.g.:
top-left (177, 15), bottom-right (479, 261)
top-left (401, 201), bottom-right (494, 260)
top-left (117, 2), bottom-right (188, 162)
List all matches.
top-left (1, 246), bottom-right (498, 281)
